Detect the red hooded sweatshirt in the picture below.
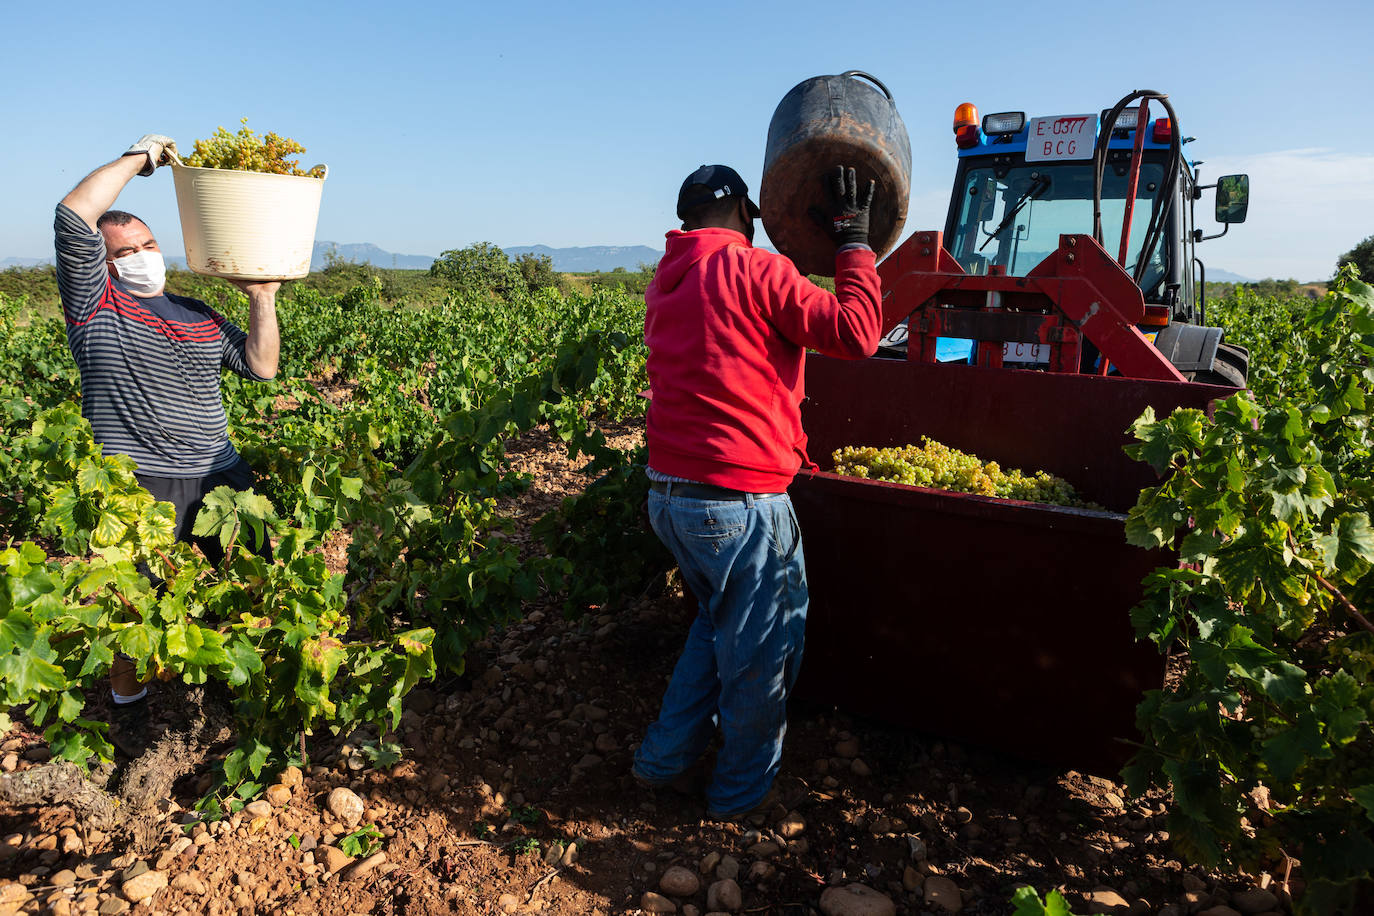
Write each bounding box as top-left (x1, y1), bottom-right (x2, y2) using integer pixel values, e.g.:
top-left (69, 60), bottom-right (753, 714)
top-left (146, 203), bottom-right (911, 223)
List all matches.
top-left (644, 228), bottom-right (882, 493)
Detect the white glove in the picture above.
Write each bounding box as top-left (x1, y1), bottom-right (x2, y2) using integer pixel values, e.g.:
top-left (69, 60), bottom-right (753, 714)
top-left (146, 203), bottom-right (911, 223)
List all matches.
top-left (123, 134), bottom-right (179, 176)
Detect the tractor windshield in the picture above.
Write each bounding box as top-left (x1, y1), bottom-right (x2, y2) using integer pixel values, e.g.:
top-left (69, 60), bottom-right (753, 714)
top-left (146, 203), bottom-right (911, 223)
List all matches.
top-left (948, 161), bottom-right (1167, 291)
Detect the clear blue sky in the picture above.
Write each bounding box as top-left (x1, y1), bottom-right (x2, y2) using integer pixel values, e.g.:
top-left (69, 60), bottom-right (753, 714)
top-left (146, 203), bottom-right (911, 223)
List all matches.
top-left (4, 0), bottom-right (1369, 281)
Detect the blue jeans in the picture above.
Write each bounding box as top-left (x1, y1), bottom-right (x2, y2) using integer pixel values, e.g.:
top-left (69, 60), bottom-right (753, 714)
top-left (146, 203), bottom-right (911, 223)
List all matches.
top-left (632, 483), bottom-right (808, 816)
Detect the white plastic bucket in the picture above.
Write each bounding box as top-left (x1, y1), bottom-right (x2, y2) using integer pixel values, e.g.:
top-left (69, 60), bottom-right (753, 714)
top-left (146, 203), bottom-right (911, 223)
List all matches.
top-left (170, 162), bottom-right (327, 280)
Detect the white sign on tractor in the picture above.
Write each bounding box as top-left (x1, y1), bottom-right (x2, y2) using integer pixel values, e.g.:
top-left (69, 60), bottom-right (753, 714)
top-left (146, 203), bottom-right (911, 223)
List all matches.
top-left (1002, 341), bottom-right (1051, 364)
top-left (1025, 114), bottom-right (1096, 162)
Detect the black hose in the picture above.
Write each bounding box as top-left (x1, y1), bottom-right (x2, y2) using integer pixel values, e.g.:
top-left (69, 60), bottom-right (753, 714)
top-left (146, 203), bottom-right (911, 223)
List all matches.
top-left (1091, 90), bottom-right (1183, 287)
top-left (1133, 96), bottom-right (1181, 287)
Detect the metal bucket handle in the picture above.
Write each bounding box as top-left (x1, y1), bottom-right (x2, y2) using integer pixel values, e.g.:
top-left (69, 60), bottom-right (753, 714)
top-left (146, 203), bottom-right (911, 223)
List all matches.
top-left (839, 70), bottom-right (894, 101)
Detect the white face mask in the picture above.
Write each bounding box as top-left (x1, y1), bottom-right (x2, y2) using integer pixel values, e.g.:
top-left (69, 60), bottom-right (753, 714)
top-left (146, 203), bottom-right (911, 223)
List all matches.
top-left (110, 249), bottom-right (167, 297)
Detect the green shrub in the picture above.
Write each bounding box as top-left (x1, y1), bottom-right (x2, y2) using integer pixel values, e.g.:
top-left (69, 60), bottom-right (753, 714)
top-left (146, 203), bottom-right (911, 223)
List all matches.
top-left (429, 242), bottom-right (526, 300)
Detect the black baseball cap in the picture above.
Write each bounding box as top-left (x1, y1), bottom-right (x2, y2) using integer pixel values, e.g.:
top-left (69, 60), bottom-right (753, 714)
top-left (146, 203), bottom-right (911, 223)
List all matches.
top-left (676, 164), bottom-right (762, 221)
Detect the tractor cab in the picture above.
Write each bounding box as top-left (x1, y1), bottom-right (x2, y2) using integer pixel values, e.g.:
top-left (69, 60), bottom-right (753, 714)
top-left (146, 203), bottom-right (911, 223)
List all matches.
top-left (949, 155), bottom-right (1170, 294)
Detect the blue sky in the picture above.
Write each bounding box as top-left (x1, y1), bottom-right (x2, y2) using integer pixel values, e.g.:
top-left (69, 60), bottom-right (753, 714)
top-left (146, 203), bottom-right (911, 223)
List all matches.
top-left (3, 0), bottom-right (1369, 281)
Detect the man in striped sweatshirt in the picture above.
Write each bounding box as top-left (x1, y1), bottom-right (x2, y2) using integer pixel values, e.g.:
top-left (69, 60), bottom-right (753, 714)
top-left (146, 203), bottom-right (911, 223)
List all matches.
top-left (55, 135), bottom-right (281, 732)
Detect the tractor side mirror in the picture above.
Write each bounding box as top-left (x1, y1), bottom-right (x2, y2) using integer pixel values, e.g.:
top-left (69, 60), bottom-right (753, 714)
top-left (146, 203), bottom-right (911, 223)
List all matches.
top-left (1215, 174), bottom-right (1249, 224)
top-left (976, 178), bottom-right (997, 223)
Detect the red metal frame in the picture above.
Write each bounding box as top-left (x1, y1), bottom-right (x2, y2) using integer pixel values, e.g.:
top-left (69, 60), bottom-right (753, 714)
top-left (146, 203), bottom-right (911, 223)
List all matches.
top-left (876, 230), bottom-right (1186, 382)
top-left (1117, 100), bottom-right (1150, 266)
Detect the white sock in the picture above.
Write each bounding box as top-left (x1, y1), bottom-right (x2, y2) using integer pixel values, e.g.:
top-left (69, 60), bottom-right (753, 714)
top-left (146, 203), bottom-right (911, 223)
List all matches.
top-left (111, 687), bottom-right (148, 705)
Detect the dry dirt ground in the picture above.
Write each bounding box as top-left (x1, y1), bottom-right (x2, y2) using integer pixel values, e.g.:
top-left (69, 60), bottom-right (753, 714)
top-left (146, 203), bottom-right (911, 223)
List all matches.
top-left (0, 422), bottom-right (1292, 916)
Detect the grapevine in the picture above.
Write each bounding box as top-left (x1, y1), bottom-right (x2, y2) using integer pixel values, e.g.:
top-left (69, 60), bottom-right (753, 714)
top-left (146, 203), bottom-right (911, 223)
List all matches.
top-left (0, 272), bottom-right (654, 849)
top-left (183, 118), bottom-right (325, 177)
top-left (1124, 268), bottom-right (1374, 913)
top-left (832, 437), bottom-right (1098, 508)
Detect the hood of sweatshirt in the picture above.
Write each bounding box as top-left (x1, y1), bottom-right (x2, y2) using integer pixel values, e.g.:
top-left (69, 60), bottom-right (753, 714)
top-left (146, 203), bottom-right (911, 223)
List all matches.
top-left (652, 228), bottom-right (750, 294)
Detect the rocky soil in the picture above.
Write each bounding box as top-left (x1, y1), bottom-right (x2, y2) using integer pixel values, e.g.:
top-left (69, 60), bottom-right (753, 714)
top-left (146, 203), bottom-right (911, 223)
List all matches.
top-left (0, 423), bottom-right (1295, 916)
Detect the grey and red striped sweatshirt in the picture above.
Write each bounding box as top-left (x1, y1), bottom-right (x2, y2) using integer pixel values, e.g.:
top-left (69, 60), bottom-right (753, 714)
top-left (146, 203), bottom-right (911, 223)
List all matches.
top-left (53, 204), bottom-right (268, 478)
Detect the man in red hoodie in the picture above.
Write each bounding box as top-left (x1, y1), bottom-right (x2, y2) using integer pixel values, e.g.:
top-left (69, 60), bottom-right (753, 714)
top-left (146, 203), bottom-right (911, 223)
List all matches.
top-left (633, 164), bottom-right (883, 819)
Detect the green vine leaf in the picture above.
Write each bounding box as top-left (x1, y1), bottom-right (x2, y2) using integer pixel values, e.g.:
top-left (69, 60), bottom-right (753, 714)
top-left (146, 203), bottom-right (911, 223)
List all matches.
top-left (1315, 513), bottom-right (1374, 579)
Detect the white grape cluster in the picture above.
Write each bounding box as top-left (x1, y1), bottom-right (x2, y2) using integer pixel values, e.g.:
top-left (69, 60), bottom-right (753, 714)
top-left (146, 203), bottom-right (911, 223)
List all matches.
top-left (184, 118), bottom-right (325, 178)
top-left (832, 437), bottom-right (1098, 508)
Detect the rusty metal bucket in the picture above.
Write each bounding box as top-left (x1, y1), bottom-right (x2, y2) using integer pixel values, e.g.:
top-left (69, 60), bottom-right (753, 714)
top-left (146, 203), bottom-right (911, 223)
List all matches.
top-left (761, 71), bottom-right (911, 278)
top-left (788, 356), bottom-right (1235, 771)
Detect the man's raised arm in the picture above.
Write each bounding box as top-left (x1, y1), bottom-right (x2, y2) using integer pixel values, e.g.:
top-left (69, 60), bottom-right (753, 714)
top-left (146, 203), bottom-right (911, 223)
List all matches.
top-left (60, 135), bottom-right (176, 230)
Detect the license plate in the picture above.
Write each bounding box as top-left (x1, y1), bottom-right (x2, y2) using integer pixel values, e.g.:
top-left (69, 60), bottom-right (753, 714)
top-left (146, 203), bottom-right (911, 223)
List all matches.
top-left (1025, 114), bottom-right (1096, 162)
top-left (1002, 341), bottom-right (1051, 364)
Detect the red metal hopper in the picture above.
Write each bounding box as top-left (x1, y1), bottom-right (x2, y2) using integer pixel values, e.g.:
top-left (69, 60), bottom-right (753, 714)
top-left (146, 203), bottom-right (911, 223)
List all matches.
top-left (789, 231), bottom-right (1238, 771)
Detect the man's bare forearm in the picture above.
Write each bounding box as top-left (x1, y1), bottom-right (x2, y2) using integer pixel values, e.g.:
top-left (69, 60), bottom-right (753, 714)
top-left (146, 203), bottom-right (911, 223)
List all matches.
top-left (61, 156), bottom-right (145, 231)
top-left (243, 288), bottom-right (281, 379)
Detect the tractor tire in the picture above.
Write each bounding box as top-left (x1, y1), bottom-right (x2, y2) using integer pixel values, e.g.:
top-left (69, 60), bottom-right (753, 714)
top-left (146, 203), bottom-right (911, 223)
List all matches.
top-left (1185, 342), bottom-right (1248, 387)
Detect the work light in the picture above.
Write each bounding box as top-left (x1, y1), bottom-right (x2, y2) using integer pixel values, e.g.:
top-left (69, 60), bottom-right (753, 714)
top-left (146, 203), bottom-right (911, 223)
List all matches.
top-left (981, 112), bottom-right (1026, 135)
top-left (1101, 107), bottom-right (1146, 132)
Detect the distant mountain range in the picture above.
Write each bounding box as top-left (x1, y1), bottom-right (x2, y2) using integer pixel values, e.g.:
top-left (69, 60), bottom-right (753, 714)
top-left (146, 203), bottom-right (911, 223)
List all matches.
top-left (1, 243), bottom-right (663, 274)
top-left (312, 242), bottom-right (433, 270)
top-left (311, 242), bottom-right (663, 273)
top-left (319, 242), bottom-right (665, 273)
top-left (5, 246), bottom-right (1260, 281)
top-left (502, 245), bottom-right (662, 273)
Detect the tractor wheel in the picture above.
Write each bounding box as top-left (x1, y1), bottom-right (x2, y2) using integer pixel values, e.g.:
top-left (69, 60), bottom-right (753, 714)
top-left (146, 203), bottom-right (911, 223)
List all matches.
top-left (1185, 342), bottom-right (1248, 387)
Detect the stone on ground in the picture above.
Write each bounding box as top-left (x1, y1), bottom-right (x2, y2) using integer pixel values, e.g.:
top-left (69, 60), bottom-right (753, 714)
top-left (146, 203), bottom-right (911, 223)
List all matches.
top-left (660, 865), bottom-right (700, 896)
top-left (319, 845), bottom-right (354, 875)
top-left (0, 883), bottom-right (31, 915)
top-left (641, 891), bottom-right (678, 913)
top-left (1087, 886), bottom-right (1130, 913)
top-left (819, 883), bottom-right (895, 916)
top-left (244, 800), bottom-right (273, 819)
top-left (345, 851), bottom-right (387, 881)
top-left (120, 869), bottom-right (167, 903)
top-left (707, 878), bottom-right (742, 912)
top-left (326, 787), bottom-right (364, 826)
top-left (170, 872), bottom-right (206, 895)
top-left (923, 875), bottom-right (962, 912)
top-left (1231, 889), bottom-right (1279, 914)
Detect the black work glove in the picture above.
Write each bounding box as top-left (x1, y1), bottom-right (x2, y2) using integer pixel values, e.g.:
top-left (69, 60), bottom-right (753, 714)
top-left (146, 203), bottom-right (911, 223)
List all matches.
top-left (809, 165), bottom-right (876, 248)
